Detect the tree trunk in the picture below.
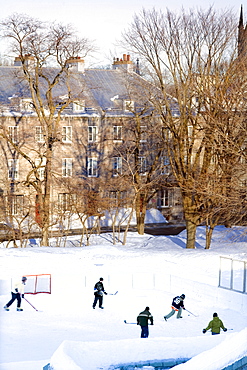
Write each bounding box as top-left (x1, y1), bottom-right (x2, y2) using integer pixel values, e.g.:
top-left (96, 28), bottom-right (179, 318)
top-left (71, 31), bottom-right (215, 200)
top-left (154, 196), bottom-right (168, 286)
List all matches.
top-left (205, 225), bottom-right (214, 249)
top-left (40, 140), bottom-right (53, 246)
top-left (185, 219), bottom-right (197, 249)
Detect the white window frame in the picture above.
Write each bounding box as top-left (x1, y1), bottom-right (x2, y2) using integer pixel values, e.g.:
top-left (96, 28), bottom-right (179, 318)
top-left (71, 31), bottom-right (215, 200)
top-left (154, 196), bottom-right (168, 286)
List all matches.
top-left (112, 157), bottom-right (122, 176)
top-left (20, 98), bottom-right (33, 112)
top-left (58, 193), bottom-right (77, 212)
top-left (124, 100), bottom-right (134, 111)
top-left (7, 195), bottom-right (24, 215)
top-left (160, 189), bottom-right (173, 208)
top-left (8, 159), bottom-right (19, 180)
top-left (140, 126), bottom-right (147, 142)
top-left (87, 158), bottom-right (98, 177)
top-left (73, 101), bottom-right (85, 112)
top-left (62, 126), bottom-right (72, 143)
top-left (62, 158), bottom-right (72, 177)
top-left (88, 126), bottom-right (98, 142)
top-left (161, 156), bottom-right (170, 175)
top-left (138, 156), bottom-right (147, 175)
top-left (35, 158), bottom-right (46, 180)
top-left (8, 126), bottom-right (18, 143)
top-left (35, 126), bottom-right (45, 143)
top-left (113, 126), bottom-right (122, 141)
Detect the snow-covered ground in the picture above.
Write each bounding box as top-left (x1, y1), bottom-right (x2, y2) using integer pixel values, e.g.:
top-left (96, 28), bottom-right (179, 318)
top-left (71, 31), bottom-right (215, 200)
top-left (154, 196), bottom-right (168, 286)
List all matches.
top-left (0, 217), bottom-right (247, 370)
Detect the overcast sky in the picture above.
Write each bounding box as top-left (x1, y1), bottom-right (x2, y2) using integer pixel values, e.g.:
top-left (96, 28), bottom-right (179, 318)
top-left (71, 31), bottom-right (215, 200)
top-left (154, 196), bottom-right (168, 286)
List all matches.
top-left (0, 0), bottom-right (243, 66)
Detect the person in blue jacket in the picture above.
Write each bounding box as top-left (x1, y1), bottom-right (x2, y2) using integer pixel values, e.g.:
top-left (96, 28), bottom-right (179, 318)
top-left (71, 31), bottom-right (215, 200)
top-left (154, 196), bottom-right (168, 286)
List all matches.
top-left (92, 277), bottom-right (107, 309)
top-left (164, 294), bottom-right (185, 320)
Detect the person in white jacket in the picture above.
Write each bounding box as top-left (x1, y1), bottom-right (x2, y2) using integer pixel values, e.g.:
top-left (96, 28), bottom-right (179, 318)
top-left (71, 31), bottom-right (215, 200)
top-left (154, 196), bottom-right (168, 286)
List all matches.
top-left (4, 276), bottom-right (27, 311)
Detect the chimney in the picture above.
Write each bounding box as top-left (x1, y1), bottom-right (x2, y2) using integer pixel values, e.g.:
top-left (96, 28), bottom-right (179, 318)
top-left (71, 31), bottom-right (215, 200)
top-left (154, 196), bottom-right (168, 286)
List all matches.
top-left (112, 54), bottom-right (134, 72)
top-left (66, 56), bottom-right (85, 73)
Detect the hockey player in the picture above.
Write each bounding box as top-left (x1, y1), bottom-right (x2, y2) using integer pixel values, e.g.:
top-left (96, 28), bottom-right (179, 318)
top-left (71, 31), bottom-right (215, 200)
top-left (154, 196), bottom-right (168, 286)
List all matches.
top-left (137, 306), bottom-right (154, 338)
top-left (4, 276), bottom-right (27, 311)
top-left (92, 277), bottom-right (107, 309)
top-left (164, 294), bottom-right (185, 320)
top-left (203, 312), bottom-right (227, 335)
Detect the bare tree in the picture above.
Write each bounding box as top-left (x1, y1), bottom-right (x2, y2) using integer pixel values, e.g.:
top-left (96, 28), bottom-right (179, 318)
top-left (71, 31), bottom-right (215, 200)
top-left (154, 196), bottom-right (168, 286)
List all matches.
top-left (0, 14), bottom-right (95, 246)
top-left (122, 6), bottom-right (246, 248)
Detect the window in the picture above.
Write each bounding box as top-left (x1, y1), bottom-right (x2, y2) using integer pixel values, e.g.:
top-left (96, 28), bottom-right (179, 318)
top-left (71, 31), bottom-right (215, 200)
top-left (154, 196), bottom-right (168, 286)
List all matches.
top-left (87, 158), bottom-right (98, 177)
top-left (112, 157), bottom-right (122, 176)
top-left (161, 156), bottom-right (170, 175)
top-left (88, 126), bottom-right (98, 142)
top-left (140, 126), bottom-right (147, 142)
top-left (8, 126), bottom-right (18, 143)
top-left (58, 193), bottom-right (77, 212)
top-left (138, 156), bottom-right (147, 175)
top-left (62, 158), bottom-right (72, 177)
top-left (20, 98), bottom-right (33, 112)
top-left (113, 126), bottom-right (122, 141)
top-left (62, 126), bottom-right (72, 143)
top-left (73, 101), bottom-right (85, 112)
top-left (8, 195), bottom-right (23, 215)
top-left (36, 126), bottom-right (45, 143)
top-left (124, 100), bottom-right (134, 111)
top-left (35, 158), bottom-right (46, 180)
top-left (8, 159), bottom-right (19, 180)
top-left (162, 127), bottom-right (172, 140)
top-left (6, 195), bottom-right (24, 215)
top-left (160, 189), bottom-right (173, 208)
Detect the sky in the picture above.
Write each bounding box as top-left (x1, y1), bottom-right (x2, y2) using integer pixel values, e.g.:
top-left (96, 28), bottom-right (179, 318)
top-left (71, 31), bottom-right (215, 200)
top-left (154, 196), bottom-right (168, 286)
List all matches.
top-left (0, 209), bottom-right (247, 369)
top-left (0, 0), bottom-right (243, 66)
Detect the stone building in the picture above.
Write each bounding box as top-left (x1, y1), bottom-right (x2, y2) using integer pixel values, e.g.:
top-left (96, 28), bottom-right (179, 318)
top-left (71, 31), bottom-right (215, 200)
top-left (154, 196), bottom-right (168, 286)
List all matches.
top-left (0, 54), bottom-right (183, 226)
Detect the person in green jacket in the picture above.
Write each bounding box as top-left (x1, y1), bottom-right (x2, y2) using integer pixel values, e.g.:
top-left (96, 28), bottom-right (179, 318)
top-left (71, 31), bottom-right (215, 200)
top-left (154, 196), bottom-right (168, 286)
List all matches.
top-left (137, 306), bottom-right (153, 338)
top-left (203, 312), bottom-right (227, 335)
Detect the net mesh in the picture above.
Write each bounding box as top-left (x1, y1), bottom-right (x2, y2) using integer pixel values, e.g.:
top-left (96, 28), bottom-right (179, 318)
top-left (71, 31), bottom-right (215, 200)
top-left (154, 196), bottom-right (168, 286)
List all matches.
top-left (23, 274), bottom-right (51, 294)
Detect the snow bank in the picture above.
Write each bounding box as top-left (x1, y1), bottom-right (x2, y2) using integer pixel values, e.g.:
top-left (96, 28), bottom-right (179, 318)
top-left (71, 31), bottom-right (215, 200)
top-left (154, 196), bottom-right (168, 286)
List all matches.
top-left (173, 328), bottom-right (247, 369)
top-left (49, 335), bottom-right (227, 370)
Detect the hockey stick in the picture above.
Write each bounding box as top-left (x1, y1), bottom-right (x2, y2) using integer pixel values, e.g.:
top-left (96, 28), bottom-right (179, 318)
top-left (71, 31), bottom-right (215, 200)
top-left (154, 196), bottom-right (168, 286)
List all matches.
top-left (24, 297), bottom-right (39, 311)
top-left (185, 309), bottom-right (198, 317)
top-left (124, 320), bottom-right (136, 324)
top-left (108, 291), bottom-right (118, 295)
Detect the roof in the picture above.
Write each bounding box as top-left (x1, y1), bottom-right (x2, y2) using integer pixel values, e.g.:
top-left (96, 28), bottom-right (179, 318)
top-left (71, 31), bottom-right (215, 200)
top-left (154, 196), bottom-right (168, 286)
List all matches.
top-left (0, 64), bottom-right (143, 117)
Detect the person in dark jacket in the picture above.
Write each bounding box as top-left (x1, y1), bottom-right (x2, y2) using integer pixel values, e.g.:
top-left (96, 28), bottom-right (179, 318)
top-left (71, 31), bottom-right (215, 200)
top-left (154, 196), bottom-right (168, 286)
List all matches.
top-left (164, 294), bottom-right (185, 321)
top-left (203, 313), bottom-right (227, 335)
top-left (137, 306), bottom-right (153, 338)
top-left (92, 277), bottom-right (107, 309)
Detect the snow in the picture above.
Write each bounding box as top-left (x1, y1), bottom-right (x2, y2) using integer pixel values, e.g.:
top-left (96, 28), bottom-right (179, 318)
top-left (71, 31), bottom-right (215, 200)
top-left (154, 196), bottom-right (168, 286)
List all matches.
top-left (0, 219), bottom-right (247, 370)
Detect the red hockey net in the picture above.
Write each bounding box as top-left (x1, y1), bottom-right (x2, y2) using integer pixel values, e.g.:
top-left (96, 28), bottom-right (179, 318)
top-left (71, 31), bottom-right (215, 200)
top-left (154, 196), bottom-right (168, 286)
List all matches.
top-left (23, 274), bottom-right (51, 294)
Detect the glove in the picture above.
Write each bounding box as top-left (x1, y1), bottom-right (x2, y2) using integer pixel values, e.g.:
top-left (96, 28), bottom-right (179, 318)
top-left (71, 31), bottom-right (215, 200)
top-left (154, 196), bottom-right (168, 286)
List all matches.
top-left (104, 292), bottom-right (107, 295)
top-left (15, 288), bottom-right (18, 293)
top-left (183, 307), bottom-right (185, 310)
top-left (202, 329), bottom-right (206, 334)
top-left (22, 294), bottom-right (24, 298)
top-left (223, 328), bottom-right (227, 332)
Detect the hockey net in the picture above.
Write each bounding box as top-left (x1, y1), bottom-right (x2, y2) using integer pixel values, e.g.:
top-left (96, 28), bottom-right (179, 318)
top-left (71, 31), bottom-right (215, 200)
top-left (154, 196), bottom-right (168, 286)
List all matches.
top-left (23, 274), bottom-right (51, 294)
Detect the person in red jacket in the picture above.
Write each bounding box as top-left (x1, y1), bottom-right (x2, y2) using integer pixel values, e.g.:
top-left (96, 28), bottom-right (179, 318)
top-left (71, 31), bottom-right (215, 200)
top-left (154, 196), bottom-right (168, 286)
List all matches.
top-left (4, 276), bottom-right (27, 311)
top-left (203, 312), bottom-right (227, 335)
top-left (164, 294), bottom-right (185, 321)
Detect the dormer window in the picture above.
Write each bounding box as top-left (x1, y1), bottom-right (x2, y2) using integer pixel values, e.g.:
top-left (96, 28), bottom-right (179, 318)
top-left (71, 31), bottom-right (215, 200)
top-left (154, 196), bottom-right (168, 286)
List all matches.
top-left (20, 98), bottom-right (33, 112)
top-left (73, 101), bottom-right (85, 113)
top-left (124, 100), bottom-right (134, 111)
